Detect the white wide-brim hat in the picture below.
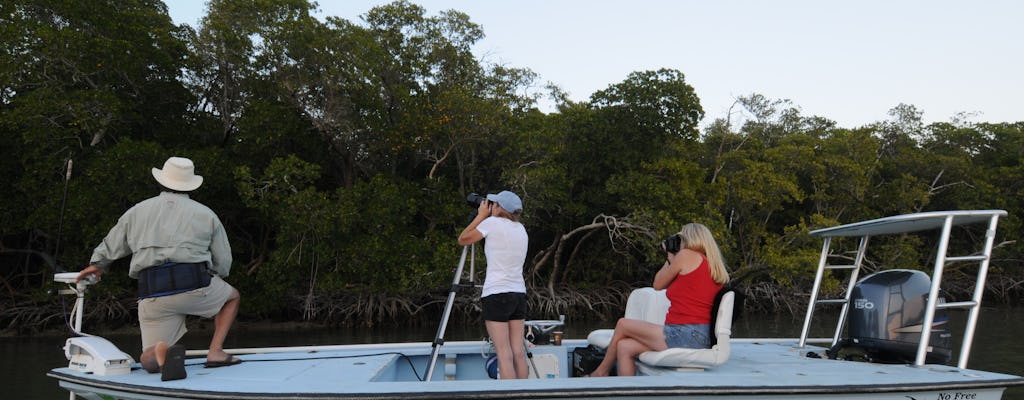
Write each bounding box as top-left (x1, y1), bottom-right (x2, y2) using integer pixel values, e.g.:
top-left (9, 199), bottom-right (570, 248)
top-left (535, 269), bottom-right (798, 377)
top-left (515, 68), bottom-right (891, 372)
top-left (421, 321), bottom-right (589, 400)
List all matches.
top-left (151, 157), bottom-right (203, 192)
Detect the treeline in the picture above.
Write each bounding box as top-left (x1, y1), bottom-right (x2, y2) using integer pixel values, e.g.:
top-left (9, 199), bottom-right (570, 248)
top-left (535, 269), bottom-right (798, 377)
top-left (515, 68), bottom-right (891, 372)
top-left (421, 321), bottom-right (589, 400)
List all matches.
top-left (1, 0), bottom-right (1022, 332)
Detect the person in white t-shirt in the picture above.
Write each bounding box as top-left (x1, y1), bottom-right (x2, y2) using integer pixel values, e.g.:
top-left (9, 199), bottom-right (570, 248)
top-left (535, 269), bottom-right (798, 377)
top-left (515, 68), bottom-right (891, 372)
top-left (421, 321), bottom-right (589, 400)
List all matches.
top-left (458, 190), bottom-right (528, 379)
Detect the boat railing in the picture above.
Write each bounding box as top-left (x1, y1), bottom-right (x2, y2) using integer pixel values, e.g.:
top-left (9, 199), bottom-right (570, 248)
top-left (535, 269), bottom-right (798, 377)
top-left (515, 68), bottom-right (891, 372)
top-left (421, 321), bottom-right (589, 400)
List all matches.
top-left (798, 210), bottom-right (1006, 369)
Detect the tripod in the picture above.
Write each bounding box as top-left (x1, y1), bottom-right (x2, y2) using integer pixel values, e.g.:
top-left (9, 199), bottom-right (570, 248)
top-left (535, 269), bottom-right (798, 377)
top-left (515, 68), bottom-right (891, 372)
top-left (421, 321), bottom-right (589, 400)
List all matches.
top-left (425, 243), bottom-right (478, 381)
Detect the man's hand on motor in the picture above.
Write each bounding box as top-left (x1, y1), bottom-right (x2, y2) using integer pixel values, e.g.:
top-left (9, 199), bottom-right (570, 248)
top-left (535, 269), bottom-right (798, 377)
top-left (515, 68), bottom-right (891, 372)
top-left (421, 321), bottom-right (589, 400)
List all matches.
top-left (76, 265), bottom-right (103, 283)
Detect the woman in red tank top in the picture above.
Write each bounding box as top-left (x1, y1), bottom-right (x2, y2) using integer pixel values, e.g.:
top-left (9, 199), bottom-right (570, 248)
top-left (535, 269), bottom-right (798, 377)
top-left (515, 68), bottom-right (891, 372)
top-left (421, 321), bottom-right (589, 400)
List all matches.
top-left (588, 223), bottom-right (730, 377)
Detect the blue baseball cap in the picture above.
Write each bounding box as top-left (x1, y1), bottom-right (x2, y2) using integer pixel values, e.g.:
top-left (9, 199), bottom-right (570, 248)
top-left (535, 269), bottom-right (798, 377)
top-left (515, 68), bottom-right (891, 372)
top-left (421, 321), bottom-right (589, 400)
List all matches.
top-left (487, 190), bottom-right (523, 213)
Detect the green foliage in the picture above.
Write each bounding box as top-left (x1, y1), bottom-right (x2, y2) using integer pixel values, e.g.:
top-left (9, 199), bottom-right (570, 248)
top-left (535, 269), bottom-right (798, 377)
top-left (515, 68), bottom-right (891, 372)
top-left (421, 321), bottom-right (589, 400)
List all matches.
top-left (590, 69), bottom-right (704, 142)
top-left (758, 220), bottom-right (825, 290)
top-left (2, 0), bottom-right (1023, 330)
top-left (606, 149), bottom-right (705, 232)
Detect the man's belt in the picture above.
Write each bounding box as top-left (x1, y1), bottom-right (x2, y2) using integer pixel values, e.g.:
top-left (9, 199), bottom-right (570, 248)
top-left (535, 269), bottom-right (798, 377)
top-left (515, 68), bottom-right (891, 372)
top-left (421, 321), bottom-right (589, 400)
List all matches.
top-left (137, 262), bottom-right (212, 299)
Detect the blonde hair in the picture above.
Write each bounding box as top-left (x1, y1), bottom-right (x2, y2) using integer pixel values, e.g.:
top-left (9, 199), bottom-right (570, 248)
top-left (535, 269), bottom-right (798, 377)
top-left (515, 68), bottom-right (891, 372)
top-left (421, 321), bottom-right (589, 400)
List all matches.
top-left (678, 223), bottom-right (730, 284)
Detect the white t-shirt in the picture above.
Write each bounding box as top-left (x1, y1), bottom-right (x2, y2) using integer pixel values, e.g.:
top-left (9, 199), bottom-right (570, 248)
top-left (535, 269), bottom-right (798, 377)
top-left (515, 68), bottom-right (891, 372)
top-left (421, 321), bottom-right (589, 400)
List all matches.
top-left (476, 216), bottom-right (528, 297)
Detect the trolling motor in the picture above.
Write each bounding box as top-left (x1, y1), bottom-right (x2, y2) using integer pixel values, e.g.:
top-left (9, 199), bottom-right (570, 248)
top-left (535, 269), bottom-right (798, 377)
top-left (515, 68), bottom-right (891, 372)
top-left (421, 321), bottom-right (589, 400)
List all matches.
top-left (48, 159), bottom-right (132, 376)
top-left (828, 269), bottom-right (952, 364)
top-left (53, 272), bottom-right (134, 376)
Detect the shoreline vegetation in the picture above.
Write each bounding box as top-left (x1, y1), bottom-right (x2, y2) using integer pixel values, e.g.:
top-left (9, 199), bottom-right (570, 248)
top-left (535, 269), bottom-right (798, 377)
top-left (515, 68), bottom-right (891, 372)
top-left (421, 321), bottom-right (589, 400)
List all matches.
top-left (4, 276), bottom-right (1020, 336)
top-left (2, 1), bottom-right (1022, 335)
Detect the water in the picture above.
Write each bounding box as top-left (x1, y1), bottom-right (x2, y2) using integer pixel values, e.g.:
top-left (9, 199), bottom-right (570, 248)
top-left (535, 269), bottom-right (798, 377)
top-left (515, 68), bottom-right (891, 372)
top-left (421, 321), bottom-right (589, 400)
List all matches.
top-left (7, 307), bottom-right (1024, 399)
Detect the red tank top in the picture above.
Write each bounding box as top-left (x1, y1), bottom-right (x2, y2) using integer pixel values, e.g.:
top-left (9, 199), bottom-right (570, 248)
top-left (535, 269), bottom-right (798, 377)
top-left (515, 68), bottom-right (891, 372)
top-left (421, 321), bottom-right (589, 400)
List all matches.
top-left (664, 256), bottom-right (722, 325)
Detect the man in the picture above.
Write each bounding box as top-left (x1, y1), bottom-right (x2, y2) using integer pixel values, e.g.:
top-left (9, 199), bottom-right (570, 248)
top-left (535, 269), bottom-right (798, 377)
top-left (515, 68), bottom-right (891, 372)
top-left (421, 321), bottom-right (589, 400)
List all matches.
top-left (76, 156), bottom-right (241, 381)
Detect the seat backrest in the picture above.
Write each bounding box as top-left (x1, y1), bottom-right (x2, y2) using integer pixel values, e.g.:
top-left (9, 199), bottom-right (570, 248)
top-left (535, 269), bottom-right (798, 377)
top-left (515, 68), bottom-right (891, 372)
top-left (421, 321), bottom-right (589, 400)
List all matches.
top-left (708, 287), bottom-right (736, 346)
top-left (713, 291), bottom-right (734, 341)
top-left (623, 287), bottom-right (671, 324)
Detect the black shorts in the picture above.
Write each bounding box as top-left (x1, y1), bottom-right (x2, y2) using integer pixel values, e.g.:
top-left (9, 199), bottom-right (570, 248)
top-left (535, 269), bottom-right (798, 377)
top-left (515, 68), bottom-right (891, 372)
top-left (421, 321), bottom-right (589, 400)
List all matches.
top-left (481, 292), bottom-right (528, 322)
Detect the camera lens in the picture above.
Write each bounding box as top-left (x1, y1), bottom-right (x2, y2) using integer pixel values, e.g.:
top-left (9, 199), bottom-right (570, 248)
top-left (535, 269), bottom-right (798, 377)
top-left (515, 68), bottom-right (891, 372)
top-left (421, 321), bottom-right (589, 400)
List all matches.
top-left (661, 234), bottom-right (681, 254)
top-left (466, 193), bottom-right (486, 208)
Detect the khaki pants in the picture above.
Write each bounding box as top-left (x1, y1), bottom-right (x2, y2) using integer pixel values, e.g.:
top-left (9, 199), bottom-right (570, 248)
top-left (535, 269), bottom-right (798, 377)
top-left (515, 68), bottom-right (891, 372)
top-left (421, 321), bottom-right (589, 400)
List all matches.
top-left (137, 275), bottom-right (235, 351)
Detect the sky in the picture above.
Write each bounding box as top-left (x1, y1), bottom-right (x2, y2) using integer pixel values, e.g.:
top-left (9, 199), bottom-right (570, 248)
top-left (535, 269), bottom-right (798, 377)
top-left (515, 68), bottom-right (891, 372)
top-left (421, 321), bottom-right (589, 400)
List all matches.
top-left (165, 0), bottom-right (1024, 129)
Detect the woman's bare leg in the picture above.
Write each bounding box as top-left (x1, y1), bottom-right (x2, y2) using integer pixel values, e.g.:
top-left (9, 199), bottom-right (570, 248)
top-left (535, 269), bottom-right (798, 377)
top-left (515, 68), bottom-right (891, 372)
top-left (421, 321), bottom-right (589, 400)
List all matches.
top-left (487, 320), bottom-right (521, 379)
top-left (614, 337), bottom-right (650, 376)
top-left (589, 318), bottom-right (667, 377)
top-left (507, 319), bottom-right (529, 378)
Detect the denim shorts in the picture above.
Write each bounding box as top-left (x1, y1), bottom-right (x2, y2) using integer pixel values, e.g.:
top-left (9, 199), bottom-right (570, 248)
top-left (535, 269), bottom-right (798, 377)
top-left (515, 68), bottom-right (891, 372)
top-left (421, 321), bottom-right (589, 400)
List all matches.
top-left (663, 323), bottom-right (711, 349)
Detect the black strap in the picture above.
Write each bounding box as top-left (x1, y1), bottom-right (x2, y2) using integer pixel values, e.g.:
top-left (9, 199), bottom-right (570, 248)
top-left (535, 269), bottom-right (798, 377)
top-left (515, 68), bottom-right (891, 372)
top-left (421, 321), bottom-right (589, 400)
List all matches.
top-left (138, 262), bottom-right (212, 299)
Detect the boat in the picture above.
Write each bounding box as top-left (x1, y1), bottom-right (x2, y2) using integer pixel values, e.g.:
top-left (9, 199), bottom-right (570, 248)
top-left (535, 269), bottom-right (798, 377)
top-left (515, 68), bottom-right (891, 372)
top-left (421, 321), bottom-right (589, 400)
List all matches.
top-left (48, 210), bottom-right (1024, 399)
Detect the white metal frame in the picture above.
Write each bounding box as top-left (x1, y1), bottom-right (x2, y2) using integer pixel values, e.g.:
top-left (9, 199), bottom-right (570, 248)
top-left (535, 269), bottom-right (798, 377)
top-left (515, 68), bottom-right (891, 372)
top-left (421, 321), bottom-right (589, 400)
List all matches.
top-left (798, 210), bottom-right (1006, 368)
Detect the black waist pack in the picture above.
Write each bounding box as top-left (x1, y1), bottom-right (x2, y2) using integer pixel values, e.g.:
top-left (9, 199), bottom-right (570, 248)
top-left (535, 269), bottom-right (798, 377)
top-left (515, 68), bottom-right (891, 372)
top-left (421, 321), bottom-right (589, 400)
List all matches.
top-left (137, 262), bottom-right (211, 299)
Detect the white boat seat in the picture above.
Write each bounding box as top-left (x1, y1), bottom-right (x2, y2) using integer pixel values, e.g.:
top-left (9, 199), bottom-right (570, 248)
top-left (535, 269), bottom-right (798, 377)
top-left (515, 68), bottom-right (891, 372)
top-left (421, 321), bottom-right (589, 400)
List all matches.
top-left (586, 287), bottom-right (670, 348)
top-left (586, 287), bottom-right (734, 371)
top-left (638, 291), bottom-right (733, 370)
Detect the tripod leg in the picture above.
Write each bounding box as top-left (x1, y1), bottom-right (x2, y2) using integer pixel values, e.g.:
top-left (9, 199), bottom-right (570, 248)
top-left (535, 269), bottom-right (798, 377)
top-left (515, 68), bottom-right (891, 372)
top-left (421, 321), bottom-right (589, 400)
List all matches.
top-left (426, 245), bottom-right (471, 381)
top-left (524, 337), bottom-right (540, 379)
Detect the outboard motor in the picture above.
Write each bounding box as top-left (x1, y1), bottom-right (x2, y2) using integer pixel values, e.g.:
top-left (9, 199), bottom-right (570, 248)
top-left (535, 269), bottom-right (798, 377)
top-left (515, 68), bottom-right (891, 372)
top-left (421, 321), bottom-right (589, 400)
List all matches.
top-left (831, 269), bottom-right (952, 364)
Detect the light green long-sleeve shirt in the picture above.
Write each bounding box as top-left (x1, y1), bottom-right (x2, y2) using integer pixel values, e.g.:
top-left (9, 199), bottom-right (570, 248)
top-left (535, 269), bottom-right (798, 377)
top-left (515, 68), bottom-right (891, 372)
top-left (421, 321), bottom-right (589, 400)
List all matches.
top-left (90, 192), bottom-right (232, 279)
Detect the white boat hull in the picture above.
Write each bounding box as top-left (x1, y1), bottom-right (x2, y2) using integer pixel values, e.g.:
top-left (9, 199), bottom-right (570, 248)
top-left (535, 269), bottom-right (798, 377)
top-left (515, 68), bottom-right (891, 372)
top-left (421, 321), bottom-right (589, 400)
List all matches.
top-left (49, 339), bottom-right (1024, 399)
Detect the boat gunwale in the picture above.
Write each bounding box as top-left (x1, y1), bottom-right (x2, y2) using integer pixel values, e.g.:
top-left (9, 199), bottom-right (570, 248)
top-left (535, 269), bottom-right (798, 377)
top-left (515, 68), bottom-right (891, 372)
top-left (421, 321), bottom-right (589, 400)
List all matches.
top-left (48, 368), bottom-right (1024, 400)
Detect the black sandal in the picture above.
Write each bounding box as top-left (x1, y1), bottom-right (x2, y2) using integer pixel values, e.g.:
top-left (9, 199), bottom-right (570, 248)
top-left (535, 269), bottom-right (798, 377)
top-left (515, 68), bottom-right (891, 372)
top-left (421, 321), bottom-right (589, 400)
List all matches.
top-left (161, 345), bottom-right (187, 381)
top-left (204, 356), bottom-right (242, 368)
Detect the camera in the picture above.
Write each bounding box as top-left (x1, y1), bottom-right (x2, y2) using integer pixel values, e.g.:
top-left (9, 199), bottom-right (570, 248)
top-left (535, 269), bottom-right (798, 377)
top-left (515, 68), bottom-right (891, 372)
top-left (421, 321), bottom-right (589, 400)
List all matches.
top-left (660, 234), bottom-right (682, 254)
top-left (466, 193), bottom-right (487, 208)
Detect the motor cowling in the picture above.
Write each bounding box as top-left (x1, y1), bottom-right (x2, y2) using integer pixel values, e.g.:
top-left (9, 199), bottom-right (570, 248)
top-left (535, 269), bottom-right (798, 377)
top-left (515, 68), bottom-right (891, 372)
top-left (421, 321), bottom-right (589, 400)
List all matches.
top-left (845, 269), bottom-right (952, 364)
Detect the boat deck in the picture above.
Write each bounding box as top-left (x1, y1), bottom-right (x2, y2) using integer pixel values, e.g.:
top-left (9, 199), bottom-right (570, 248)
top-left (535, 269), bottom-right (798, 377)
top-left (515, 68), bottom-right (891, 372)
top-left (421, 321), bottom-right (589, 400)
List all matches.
top-left (49, 339), bottom-right (1024, 399)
